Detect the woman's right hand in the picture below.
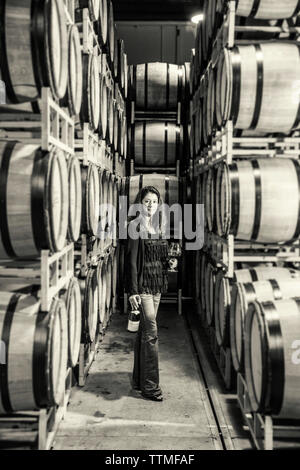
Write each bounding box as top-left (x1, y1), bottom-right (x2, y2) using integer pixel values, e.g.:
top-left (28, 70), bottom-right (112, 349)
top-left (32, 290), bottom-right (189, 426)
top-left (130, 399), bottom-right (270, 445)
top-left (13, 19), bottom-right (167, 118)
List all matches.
top-left (129, 294), bottom-right (141, 310)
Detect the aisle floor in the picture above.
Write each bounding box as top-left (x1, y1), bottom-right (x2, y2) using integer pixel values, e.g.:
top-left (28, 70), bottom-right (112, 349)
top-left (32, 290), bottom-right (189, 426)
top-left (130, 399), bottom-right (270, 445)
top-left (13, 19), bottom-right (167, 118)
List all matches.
top-left (54, 305), bottom-right (222, 450)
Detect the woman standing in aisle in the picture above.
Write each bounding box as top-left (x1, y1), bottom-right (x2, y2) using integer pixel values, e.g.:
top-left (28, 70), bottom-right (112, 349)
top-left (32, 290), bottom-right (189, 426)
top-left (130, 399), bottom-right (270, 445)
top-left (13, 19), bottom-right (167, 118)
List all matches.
top-left (126, 186), bottom-right (169, 402)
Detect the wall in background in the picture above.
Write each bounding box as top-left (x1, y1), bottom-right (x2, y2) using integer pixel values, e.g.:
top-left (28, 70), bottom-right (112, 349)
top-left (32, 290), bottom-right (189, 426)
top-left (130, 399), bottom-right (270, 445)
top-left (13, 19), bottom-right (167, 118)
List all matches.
top-left (116, 22), bottom-right (196, 65)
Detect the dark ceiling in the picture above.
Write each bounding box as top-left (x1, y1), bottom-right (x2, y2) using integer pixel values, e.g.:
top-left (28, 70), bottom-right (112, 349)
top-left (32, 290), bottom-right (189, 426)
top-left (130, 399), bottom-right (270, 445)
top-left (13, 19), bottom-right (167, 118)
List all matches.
top-left (113, 0), bottom-right (203, 21)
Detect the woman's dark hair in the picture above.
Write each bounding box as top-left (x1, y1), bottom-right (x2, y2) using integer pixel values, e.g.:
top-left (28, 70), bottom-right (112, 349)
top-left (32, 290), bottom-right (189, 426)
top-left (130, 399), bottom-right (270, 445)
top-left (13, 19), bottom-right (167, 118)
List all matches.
top-left (128, 186), bottom-right (166, 236)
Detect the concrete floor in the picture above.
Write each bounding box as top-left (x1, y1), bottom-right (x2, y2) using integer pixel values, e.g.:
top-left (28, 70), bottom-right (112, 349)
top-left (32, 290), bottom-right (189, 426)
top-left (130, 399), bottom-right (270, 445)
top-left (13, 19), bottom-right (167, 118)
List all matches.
top-left (53, 304), bottom-right (222, 450)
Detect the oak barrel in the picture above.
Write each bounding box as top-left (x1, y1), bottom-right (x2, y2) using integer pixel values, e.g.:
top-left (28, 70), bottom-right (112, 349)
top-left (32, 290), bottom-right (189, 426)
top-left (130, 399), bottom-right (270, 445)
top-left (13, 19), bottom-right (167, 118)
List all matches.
top-left (230, 271), bottom-right (300, 372)
top-left (204, 262), bottom-right (217, 326)
top-left (60, 277), bottom-right (82, 368)
top-left (245, 298), bottom-right (300, 418)
top-left (97, 259), bottom-right (107, 325)
top-left (80, 268), bottom-right (98, 343)
top-left (130, 121), bottom-right (182, 167)
top-left (61, 25), bottom-right (83, 116)
top-left (0, 143), bottom-right (68, 259)
top-left (0, 293), bottom-right (68, 413)
top-left (99, 74), bottom-right (108, 140)
top-left (67, 156), bottom-right (82, 243)
top-left (235, 0), bottom-right (300, 19)
top-left (0, 0), bottom-right (68, 102)
top-left (105, 254), bottom-right (113, 322)
top-left (215, 158), bottom-right (300, 243)
top-left (81, 163), bottom-right (100, 236)
top-left (215, 266), bottom-right (299, 350)
top-left (132, 63), bottom-right (185, 111)
top-left (80, 54), bottom-right (100, 131)
top-left (216, 43), bottom-right (300, 132)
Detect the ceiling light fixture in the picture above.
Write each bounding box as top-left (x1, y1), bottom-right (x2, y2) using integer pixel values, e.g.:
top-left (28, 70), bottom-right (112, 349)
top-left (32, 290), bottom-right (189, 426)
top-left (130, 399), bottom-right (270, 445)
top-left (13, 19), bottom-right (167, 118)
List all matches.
top-left (191, 14), bottom-right (203, 24)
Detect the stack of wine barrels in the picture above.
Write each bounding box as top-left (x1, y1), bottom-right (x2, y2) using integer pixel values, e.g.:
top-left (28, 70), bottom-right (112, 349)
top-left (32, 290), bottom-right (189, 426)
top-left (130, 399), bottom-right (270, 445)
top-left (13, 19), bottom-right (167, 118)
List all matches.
top-left (128, 62), bottom-right (191, 169)
top-left (192, 0), bottom-right (300, 420)
top-left (0, 0), bottom-right (127, 415)
top-left (74, 0), bottom-right (128, 160)
top-left (190, 0), bottom-right (300, 157)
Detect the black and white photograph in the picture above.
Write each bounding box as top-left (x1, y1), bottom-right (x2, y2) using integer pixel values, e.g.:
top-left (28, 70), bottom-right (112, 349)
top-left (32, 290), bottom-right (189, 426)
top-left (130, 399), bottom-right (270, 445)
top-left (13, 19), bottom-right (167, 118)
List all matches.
top-left (0, 0), bottom-right (300, 457)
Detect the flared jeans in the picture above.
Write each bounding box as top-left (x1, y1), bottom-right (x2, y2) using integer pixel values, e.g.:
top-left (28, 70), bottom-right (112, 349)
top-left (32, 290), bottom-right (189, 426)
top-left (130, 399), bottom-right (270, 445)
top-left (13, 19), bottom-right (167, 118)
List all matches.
top-left (132, 293), bottom-right (162, 396)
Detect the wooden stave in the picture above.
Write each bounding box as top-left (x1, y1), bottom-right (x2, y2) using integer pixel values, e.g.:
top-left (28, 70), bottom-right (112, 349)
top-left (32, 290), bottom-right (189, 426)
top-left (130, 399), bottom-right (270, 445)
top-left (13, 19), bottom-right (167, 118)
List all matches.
top-left (216, 43), bottom-right (300, 133)
top-left (60, 277), bottom-right (82, 368)
top-left (79, 268), bottom-right (98, 343)
top-left (67, 156), bottom-right (82, 243)
top-left (0, 0), bottom-right (68, 103)
top-left (106, 87), bottom-right (115, 146)
top-left (80, 53), bottom-right (100, 131)
top-left (0, 292), bottom-right (68, 413)
top-left (215, 158), bottom-right (300, 243)
top-left (244, 298), bottom-right (300, 418)
top-left (80, 163), bottom-right (100, 237)
top-left (230, 269), bottom-right (300, 372)
top-left (130, 121), bottom-right (183, 167)
top-left (0, 143), bottom-right (69, 259)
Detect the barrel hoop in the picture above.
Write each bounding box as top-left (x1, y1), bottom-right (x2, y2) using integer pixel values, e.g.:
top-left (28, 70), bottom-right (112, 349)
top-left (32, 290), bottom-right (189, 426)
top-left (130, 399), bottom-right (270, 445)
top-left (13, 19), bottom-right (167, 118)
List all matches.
top-left (31, 0), bottom-right (45, 95)
top-left (249, 269), bottom-right (258, 281)
top-left (262, 301), bottom-right (285, 415)
top-left (250, 45), bottom-right (264, 130)
top-left (292, 0), bottom-right (300, 18)
top-left (292, 159), bottom-right (300, 239)
top-left (229, 162), bottom-right (240, 236)
top-left (0, 0), bottom-right (18, 103)
top-left (31, 149), bottom-right (49, 251)
top-left (249, 0), bottom-right (260, 17)
top-left (0, 293), bottom-right (22, 412)
top-left (243, 282), bottom-right (256, 296)
top-left (33, 311), bottom-right (49, 407)
top-left (0, 142), bottom-right (17, 257)
top-left (144, 64), bottom-right (148, 111)
top-left (269, 279), bottom-right (282, 301)
top-left (292, 45), bottom-right (300, 130)
top-left (250, 159), bottom-right (262, 241)
top-left (166, 64), bottom-right (170, 110)
top-left (230, 47), bottom-right (241, 126)
top-left (248, 302), bottom-right (269, 412)
top-left (142, 122), bottom-right (146, 165)
top-left (164, 122), bottom-right (168, 166)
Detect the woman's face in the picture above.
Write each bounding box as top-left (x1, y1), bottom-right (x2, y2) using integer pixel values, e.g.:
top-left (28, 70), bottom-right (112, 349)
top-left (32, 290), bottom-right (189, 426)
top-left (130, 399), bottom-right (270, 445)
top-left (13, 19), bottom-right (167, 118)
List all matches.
top-left (141, 191), bottom-right (159, 217)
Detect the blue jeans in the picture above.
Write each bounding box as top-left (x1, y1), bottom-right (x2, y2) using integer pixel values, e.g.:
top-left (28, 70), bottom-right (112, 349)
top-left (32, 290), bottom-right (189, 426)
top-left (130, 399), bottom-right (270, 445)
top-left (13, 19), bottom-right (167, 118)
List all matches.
top-left (132, 293), bottom-right (162, 396)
